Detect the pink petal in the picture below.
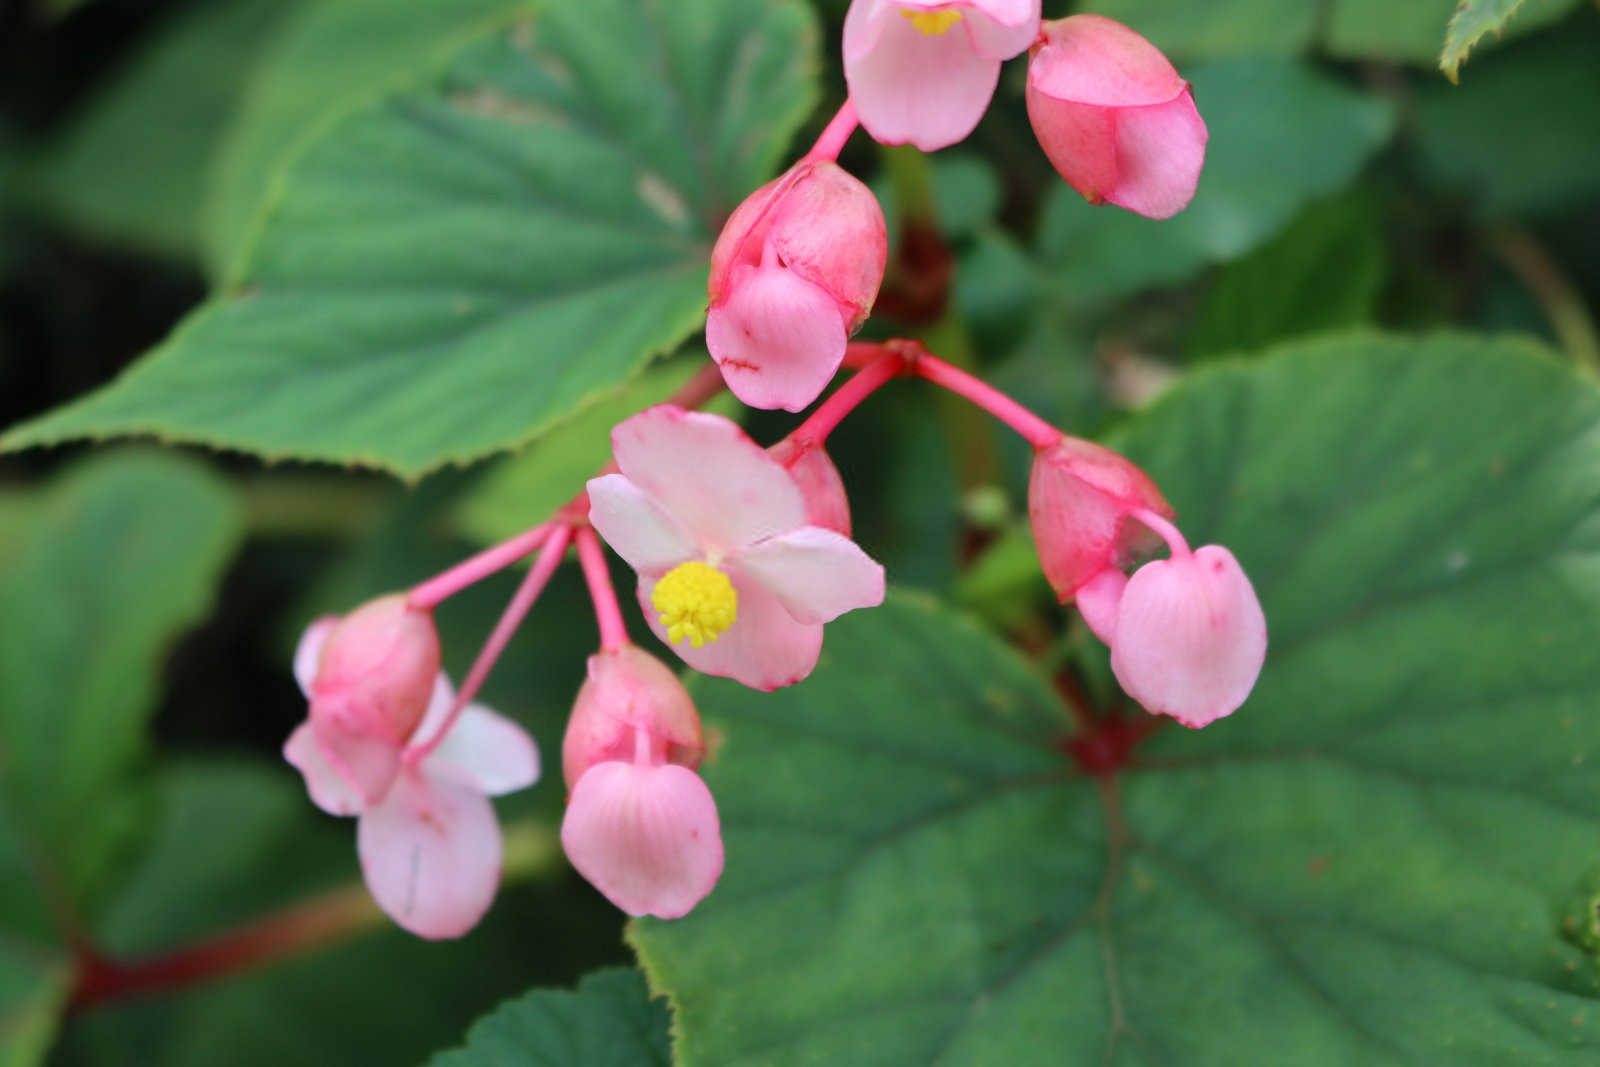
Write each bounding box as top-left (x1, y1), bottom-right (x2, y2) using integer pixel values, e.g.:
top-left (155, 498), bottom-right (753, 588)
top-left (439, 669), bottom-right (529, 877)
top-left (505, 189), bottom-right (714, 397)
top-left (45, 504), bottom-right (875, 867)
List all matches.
top-left (1104, 91), bottom-right (1207, 220)
top-left (408, 673), bottom-right (456, 749)
top-left (732, 527), bottom-right (885, 625)
top-left (962, 2), bottom-right (1041, 60)
top-left (313, 723), bottom-right (402, 808)
top-left (842, 0), bottom-right (897, 63)
top-left (586, 473), bottom-right (697, 575)
top-left (564, 648), bottom-right (703, 791)
top-left (1074, 567), bottom-right (1127, 645)
top-left (357, 769), bottom-right (502, 940)
top-left (283, 722), bottom-right (365, 817)
top-left (707, 172), bottom-right (791, 305)
top-left (765, 163), bottom-right (887, 332)
top-left (1028, 14), bottom-right (1186, 108)
top-left (1027, 436), bottom-right (1170, 600)
top-left (1025, 96), bottom-right (1120, 207)
top-left (609, 407), bottom-right (806, 551)
top-left (706, 265), bottom-right (849, 413)
top-left (845, 10), bottom-right (1002, 151)
top-left (561, 761), bottom-right (723, 919)
top-left (425, 705), bottom-right (540, 797)
top-left (1110, 545), bottom-right (1267, 729)
top-left (769, 438), bottom-right (853, 536)
top-left (638, 574), bottom-right (824, 691)
top-left (293, 616), bottom-right (339, 696)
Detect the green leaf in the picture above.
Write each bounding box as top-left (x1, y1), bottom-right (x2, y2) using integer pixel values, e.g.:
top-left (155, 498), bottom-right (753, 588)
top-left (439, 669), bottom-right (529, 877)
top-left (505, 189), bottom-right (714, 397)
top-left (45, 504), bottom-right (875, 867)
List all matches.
top-left (25, 0), bottom-right (295, 258)
top-left (1442, 0), bottom-right (1529, 81)
top-left (1324, 0), bottom-right (1581, 64)
top-left (1037, 58), bottom-right (1395, 308)
top-left (632, 334), bottom-right (1600, 1064)
top-left (0, 453), bottom-right (243, 917)
top-left (451, 357), bottom-right (709, 546)
top-left (200, 0), bottom-right (527, 274)
top-left (425, 968), bottom-right (671, 1067)
top-left (1187, 188), bottom-right (1386, 359)
top-left (1415, 21), bottom-right (1600, 220)
top-left (1079, 0), bottom-right (1316, 60)
top-left (0, 946), bottom-right (69, 1067)
top-left (5, 0), bottom-right (820, 478)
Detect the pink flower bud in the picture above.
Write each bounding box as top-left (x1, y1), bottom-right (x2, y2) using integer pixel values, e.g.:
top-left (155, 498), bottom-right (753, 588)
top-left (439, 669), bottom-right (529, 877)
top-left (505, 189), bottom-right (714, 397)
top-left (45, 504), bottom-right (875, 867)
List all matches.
top-left (769, 437), bottom-right (853, 537)
top-left (1109, 544), bottom-right (1266, 728)
top-left (843, 0), bottom-right (1041, 151)
top-left (706, 161), bottom-right (887, 412)
top-left (559, 648), bottom-right (723, 918)
top-left (562, 647), bottom-right (703, 792)
top-left (1026, 15), bottom-right (1208, 220)
top-left (307, 594), bottom-right (440, 744)
top-left (1027, 436), bottom-right (1171, 602)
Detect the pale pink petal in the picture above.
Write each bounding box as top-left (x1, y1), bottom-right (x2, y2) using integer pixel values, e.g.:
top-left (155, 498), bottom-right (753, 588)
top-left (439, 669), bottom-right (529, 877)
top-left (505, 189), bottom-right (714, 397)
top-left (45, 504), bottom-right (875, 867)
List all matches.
top-left (408, 673), bottom-right (456, 750)
top-left (313, 723), bottom-right (401, 808)
top-left (293, 616), bottom-right (338, 697)
top-left (707, 173), bottom-right (790, 304)
top-left (732, 527), bottom-right (885, 625)
top-left (1074, 567), bottom-right (1127, 645)
top-left (962, 2), bottom-right (1040, 60)
top-left (425, 705), bottom-right (540, 797)
top-left (1105, 92), bottom-right (1207, 220)
top-left (1028, 14), bottom-right (1186, 108)
top-left (845, 11), bottom-right (1002, 151)
top-left (639, 574), bottom-right (823, 691)
top-left (842, 0), bottom-right (898, 63)
top-left (610, 407), bottom-right (806, 550)
top-left (561, 761), bottom-right (723, 919)
top-left (284, 722), bottom-right (365, 817)
top-left (1110, 545), bottom-right (1267, 729)
top-left (586, 473), bottom-right (696, 575)
top-left (357, 769), bottom-right (502, 940)
top-left (706, 265), bottom-right (849, 413)
top-left (564, 648), bottom-right (702, 790)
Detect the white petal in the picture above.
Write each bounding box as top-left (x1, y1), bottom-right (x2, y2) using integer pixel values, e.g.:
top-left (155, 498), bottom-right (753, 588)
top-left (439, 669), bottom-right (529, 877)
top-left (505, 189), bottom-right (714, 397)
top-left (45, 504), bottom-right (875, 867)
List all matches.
top-left (586, 473), bottom-right (696, 575)
top-left (732, 527), bottom-right (885, 625)
top-left (283, 722), bottom-right (365, 817)
top-left (425, 705), bottom-right (540, 797)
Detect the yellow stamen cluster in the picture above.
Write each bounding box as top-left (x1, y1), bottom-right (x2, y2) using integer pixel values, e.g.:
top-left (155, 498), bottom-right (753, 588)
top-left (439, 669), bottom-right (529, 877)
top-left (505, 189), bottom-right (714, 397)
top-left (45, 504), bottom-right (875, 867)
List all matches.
top-left (900, 8), bottom-right (963, 35)
top-left (652, 561), bottom-right (738, 648)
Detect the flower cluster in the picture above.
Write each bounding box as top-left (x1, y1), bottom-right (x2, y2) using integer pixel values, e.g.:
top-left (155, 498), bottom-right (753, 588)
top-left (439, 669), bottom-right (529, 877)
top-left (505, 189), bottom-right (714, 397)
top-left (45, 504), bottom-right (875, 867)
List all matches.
top-left (282, 8), bottom-right (1260, 938)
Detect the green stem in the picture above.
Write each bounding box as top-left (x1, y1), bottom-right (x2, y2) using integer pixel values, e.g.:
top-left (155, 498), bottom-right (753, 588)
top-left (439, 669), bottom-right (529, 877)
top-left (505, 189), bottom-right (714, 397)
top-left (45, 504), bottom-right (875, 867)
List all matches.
top-left (1490, 226), bottom-right (1600, 376)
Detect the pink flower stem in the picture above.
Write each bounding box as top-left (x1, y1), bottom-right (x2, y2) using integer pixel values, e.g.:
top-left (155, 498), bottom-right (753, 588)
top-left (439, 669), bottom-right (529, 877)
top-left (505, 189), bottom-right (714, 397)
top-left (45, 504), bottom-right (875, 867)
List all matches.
top-left (1131, 507), bottom-right (1191, 559)
top-left (405, 525), bottom-right (573, 763)
top-left (804, 99), bottom-right (859, 163)
top-left (790, 349), bottom-right (907, 446)
top-left (575, 525), bottom-right (629, 652)
top-left (912, 353), bottom-right (1062, 451)
top-left (408, 523), bottom-right (551, 611)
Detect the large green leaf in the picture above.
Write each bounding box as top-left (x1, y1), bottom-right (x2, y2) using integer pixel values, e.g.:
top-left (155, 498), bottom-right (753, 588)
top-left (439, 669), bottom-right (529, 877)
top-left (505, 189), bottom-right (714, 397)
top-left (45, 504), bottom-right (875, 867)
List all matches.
top-left (26, 0), bottom-right (294, 258)
top-left (632, 334), bottom-right (1600, 1064)
top-left (426, 968), bottom-right (670, 1067)
top-left (1415, 21), bottom-right (1600, 220)
top-left (1037, 58), bottom-right (1395, 308)
top-left (201, 0), bottom-right (525, 274)
top-left (4, 0), bottom-right (819, 478)
top-left (0, 453), bottom-right (243, 917)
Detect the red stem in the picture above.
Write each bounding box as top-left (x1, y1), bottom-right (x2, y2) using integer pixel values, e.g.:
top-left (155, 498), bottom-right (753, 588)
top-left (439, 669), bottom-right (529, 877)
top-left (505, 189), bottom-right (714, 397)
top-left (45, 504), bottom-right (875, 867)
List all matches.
top-left (405, 525), bottom-right (572, 763)
top-left (790, 349), bottom-right (907, 445)
top-left (804, 100), bottom-right (859, 163)
top-left (575, 526), bottom-right (629, 652)
top-left (912, 353), bottom-right (1061, 450)
top-left (408, 523), bottom-right (550, 611)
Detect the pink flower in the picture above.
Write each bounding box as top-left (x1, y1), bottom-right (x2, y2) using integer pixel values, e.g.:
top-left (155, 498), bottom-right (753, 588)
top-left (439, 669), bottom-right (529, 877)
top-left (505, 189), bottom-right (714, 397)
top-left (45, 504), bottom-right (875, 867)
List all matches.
top-left (1028, 434), bottom-right (1172, 603)
top-left (285, 607), bottom-right (539, 939)
top-left (559, 646), bottom-right (722, 918)
top-left (768, 437), bottom-right (853, 537)
top-left (587, 406), bottom-right (885, 690)
top-left (1077, 512), bottom-right (1267, 729)
top-left (706, 160), bottom-right (887, 412)
top-left (1026, 14), bottom-right (1207, 219)
top-left (843, 0), bottom-right (1041, 151)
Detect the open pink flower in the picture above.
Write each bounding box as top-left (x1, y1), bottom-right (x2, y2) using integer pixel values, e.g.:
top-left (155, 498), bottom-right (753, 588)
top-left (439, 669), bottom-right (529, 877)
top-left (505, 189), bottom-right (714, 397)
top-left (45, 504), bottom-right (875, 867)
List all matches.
top-left (1028, 434), bottom-right (1172, 603)
top-left (560, 647), bottom-right (722, 918)
top-left (844, 0), bottom-right (1041, 151)
top-left (285, 610), bottom-right (539, 939)
top-left (706, 160), bottom-right (886, 412)
top-left (587, 406), bottom-right (885, 690)
top-left (1026, 15), bottom-right (1207, 219)
top-left (1076, 511), bottom-right (1267, 729)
